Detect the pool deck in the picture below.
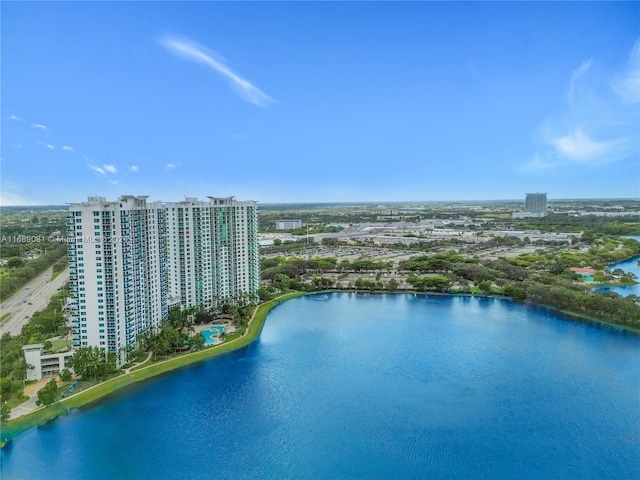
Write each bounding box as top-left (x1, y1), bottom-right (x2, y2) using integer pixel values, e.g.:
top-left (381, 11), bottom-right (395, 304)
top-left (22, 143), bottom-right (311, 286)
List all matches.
top-left (192, 322), bottom-right (237, 335)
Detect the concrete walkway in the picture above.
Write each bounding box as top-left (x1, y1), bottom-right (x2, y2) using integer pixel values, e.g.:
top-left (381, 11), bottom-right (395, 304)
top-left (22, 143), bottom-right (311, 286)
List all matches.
top-left (124, 352), bottom-right (152, 374)
top-left (7, 292), bottom-right (298, 421)
top-left (10, 378), bottom-right (50, 420)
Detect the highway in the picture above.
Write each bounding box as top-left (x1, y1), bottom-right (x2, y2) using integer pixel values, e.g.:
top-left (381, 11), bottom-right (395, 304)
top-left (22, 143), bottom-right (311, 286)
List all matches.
top-left (0, 267), bottom-right (70, 337)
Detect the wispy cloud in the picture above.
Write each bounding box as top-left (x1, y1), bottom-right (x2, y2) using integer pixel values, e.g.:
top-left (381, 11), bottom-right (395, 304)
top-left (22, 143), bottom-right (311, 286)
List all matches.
top-left (159, 36), bottom-right (274, 107)
top-left (6, 115), bottom-right (24, 122)
top-left (518, 154), bottom-right (557, 173)
top-left (88, 164), bottom-right (105, 175)
top-left (129, 165), bottom-right (139, 172)
top-left (32, 123), bottom-right (50, 132)
top-left (103, 164), bottom-right (117, 174)
top-left (612, 39), bottom-right (640, 104)
top-left (567, 59), bottom-right (592, 108)
top-left (166, 163), bottom-right (177, 170)
top-left (109, 179), bottom-right (120, 186)
top-left (552, 129), bottom-right (632, 163)
top-left (62, 145), bottom-right (75, 152)
top-left (518, 39), bottom-right (640, 173)
top-left (36, 141), bottom-right (55, 150)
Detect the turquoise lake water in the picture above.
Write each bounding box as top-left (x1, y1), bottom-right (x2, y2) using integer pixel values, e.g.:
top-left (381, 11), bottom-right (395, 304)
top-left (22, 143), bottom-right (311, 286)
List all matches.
top-left (1, 293), bottom-right (639, 479)
top-left (594, 236), bottom-right (640, 298)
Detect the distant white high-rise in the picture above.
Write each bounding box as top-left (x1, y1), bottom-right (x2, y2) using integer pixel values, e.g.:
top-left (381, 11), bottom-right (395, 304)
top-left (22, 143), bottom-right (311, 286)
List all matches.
top-left (513, 193), bottom-right (548, 218)
top-left (166, 196), bottom-right (260, 309)
top-left (525, 193), bottom-right (548, 215)
top-left (67, 196), bottom-right (168, 364)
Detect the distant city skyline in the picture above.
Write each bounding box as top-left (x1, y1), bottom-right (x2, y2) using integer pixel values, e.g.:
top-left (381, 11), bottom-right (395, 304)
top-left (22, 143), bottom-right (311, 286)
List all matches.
top-left (2, 2), bottom-right (639, 205)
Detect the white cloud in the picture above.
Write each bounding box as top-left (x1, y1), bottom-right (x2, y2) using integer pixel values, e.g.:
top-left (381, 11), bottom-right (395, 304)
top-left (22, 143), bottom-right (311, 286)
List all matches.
top-left (166, 163), bottom-right (177, 170)
top-left (552, 129), bottom-right (629, 163)
top-left (518, 154), bottom-right (557, 173)
top-left (612, 39), bottom-right (640, 103)
top-left (567, 59), bottom-right (592, 107)
top-left (32, 123), bottom-right (50, 132)
top-left (159, 36), bottom-right (274, 107)
top-left (88, 164), bottom-right (105, 175)
top-left (519, 39), bottom-right (640, 174)
top-left (103, 164), bottom-right (117, 174)
top-left (62, 145), bottom-right (75, 152)
top-left (129, 165), bottom-right (139, 172)
top-left (46, 144), bottom-right (55, 150)
top-left (6, 115), bottom-right (24, 122)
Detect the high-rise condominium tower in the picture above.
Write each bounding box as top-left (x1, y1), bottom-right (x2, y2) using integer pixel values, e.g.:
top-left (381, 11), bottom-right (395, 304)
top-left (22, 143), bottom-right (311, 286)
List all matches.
top-left (166, 196), bottom-right (260, 309)
top-left (67, 195), bottom-right (259, 365)
top-left (67, 196), bottom-right (168, 363)
top-left (525, 193), bottom-right (548, 216)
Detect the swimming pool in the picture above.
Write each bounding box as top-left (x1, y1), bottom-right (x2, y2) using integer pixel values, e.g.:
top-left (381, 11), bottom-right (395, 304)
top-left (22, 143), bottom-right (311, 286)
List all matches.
top-left (201, 326), bottom-right (226, 345)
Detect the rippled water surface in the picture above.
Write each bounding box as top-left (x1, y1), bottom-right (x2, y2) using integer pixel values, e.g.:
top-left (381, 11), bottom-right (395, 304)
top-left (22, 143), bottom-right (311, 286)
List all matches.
top-left (2, 294), bottom-right (639, 479)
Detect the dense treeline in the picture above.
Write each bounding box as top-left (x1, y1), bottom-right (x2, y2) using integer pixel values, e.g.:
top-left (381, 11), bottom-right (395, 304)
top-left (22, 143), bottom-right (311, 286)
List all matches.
top-left (523, 282), bottom-right (640, 326)
top-left (0, 287), bottom-right (70, 407)
top-left (519, 215), bottom-right (640, 235)
top-left (0, 243), bottom-right (67, 301)
top-left (272, 235), bottom-right (640, 330)
top-left (261, 256), bottom-right (392, 282)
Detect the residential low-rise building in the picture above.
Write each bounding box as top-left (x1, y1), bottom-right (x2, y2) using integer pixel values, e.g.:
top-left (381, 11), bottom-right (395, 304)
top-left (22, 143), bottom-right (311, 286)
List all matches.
top-left (23, 344), bottom-right (74, 381)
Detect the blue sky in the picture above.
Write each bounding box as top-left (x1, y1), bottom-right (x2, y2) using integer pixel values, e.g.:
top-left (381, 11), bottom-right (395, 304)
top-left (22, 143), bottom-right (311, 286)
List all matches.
top-left (2, 2), bottom-right (639, 205)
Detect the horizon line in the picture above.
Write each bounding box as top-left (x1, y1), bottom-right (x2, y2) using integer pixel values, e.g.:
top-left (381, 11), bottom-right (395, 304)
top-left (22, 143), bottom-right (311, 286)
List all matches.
top-left (1, 196), bottom-right (640, 208)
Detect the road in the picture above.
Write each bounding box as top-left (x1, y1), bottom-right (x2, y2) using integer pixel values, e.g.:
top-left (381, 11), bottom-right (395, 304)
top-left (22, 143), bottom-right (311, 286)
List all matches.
top-left (0, 266), bottom-right (70, 337)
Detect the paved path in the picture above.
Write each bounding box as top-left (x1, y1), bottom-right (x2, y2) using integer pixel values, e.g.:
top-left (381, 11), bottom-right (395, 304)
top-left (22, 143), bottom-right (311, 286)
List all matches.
top-left (124, 352), bottom-right (152, 374)
top-left (10, 378), bottom-right (50, 420)
top-left (0, 267), bottom-right (69, 337)
top-left (8, 293), bottom-right (297, 420)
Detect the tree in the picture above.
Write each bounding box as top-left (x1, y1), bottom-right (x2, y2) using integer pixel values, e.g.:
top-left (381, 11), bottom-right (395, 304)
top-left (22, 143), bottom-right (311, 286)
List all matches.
top-left (477, 280), bottom-right (492, 293)
top-left (387, 279), bottom-right (399, 291)
top-left (6, 257), bottom-right (24, 268)
top-left (36, 379), bottom-right (58, 407)
top-left (273, 238), bottom-right (282, 246)
top-left (67, 347), bottom-right (116, 380)
top-left (322, 238), bottom-right (339, 246)
top-left (0, 403), bottom-right (10, 423)
top-left (60, 369), bottom-right (72, 382)
top-left (189, 333), bottom-right (205, 352)
top-left (504, 284), bottom-right (527, 302)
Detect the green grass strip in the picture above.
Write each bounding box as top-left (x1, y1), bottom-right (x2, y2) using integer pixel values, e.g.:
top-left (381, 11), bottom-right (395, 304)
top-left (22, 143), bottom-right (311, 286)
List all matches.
top-left (0, 291), bottom-right (304, 445)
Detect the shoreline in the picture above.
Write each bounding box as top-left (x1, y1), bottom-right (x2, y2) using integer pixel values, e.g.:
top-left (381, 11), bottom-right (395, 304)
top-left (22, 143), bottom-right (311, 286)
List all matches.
top-left (311, 288), bottom-right (640, 334)
top-left (0, 291), bottom-right (304, 446)
top-left (2, 287), bottom-right (638, 446)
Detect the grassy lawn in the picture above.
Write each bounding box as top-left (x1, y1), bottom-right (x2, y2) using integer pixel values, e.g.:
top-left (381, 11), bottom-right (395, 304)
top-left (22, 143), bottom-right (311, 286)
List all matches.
top-left (50, 266), bottom-right (67, 281)
top-left (5, 394), bottom-right (29, 410)
top-left (1, 291), bottom-right (305, 445)
top-left (48, 339), bottom-right (73, 352)
top-left (0, 312), bottom-right (12, 324)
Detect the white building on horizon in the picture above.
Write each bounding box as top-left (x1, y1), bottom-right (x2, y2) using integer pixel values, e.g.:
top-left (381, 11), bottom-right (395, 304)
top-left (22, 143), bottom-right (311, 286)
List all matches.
top-left (513, 193), bottom-right (548, 218)
top-left (275, 219), bottom-right (302, 230)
